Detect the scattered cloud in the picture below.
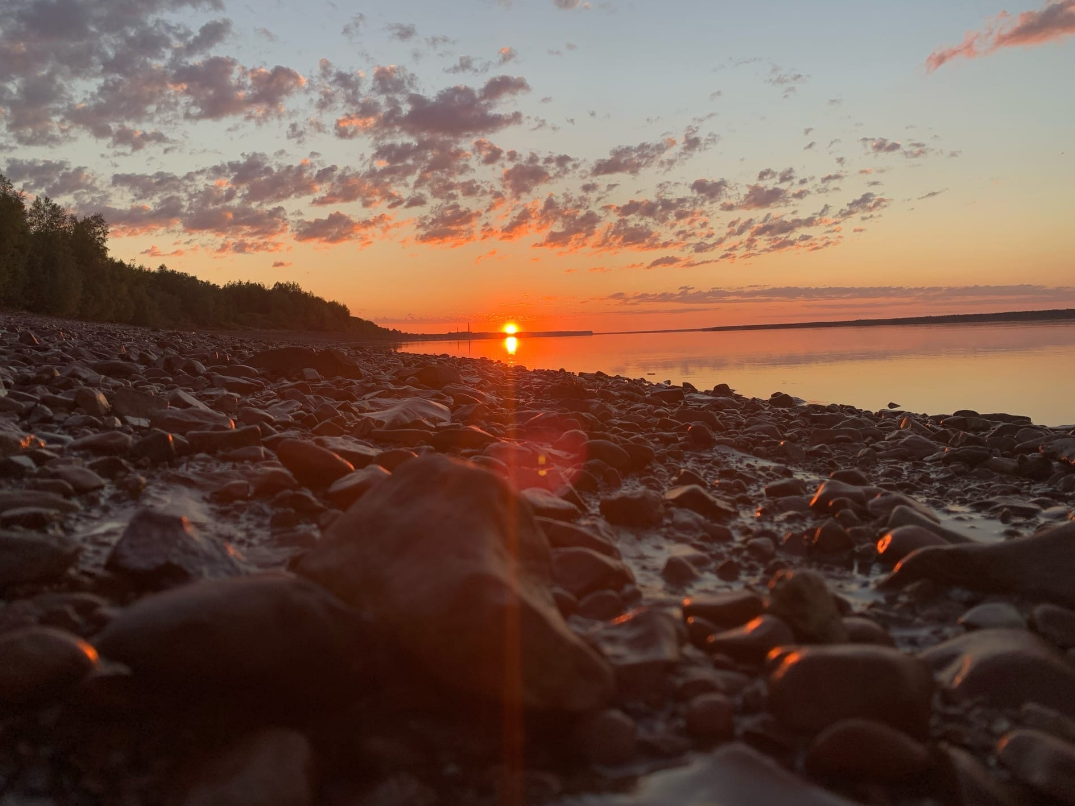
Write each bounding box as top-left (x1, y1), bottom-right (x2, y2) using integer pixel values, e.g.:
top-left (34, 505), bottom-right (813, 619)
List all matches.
top-left (926, 0), bottom-right (1075, 71)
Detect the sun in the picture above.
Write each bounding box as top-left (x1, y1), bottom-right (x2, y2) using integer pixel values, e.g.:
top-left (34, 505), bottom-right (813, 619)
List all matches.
top-left (503, 323), bottom-right (518, 335)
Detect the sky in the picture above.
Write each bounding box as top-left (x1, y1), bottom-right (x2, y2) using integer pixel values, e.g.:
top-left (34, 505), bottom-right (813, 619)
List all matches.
top-left (1, 0), bottom-right (1073, 332)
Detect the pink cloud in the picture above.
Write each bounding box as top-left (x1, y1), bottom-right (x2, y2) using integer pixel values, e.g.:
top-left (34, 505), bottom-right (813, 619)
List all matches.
top-left (927, 0), bottom-right (1075, 71)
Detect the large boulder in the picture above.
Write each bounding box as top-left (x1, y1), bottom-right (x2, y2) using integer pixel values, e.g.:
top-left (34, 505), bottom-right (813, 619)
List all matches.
top-left (296, 455), bottom-right (613, 712)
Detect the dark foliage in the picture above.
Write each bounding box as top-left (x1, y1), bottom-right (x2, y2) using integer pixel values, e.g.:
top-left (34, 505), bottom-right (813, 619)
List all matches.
top-left (0, 175), bottom-right (401, 338)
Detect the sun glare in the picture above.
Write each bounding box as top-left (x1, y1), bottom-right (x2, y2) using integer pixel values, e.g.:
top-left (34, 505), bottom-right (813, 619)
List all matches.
top-left (503, 323), bottom-right (518, 334)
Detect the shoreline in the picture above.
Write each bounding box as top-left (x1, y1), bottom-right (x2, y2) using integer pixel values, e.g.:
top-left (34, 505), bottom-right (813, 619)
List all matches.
top-left (1, 309), bottom-right (1073, 804)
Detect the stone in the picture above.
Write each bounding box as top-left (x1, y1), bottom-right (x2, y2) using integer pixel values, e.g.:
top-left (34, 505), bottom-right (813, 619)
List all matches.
top-left (0, 531), bottom-right (79, 587)
top-left (707, 615), bottom-right (794, 665)
top-left (360, 398), bottom-right (451, 429)
top-left (187, 425), bottom-right (262, 455)
top-left (49, 464), bottom-right (106, 494)
top-left (94, 574), bottom-right (368, 703)
top-left (0, 490), bottom-right (80, 515)
top-left (106, 509), bottom-right (244, 587)
top-left (326, 465), bottom-right (391, 510)
top-left (882, 521), bottom-right (1075, 608)
top-left (767, 569), bottom-right (849, 644)
top-left (768, 645), bottom-right (935, 738)
top-left (664, 485), bottom-right (734, 521)
top-left (937, 744), bottom-right (1021, 806)
top-left (919, 629), bottom-right (1075, 718)
top-left (685, 692), bottom-right (734, 741)
top-left (876, 525), bottom-right (949, 565)
top-left (683, 591), bottom-right (764, 629)
top-left (0, 627), bottom-right (98, 708)
top-left (812, 519), bottom-right (853, 554)
top-left (68, 431), bottom-right (133, 456)
top-left (74, 387), bottom-right (111, 416)
top-left (296, 455), bottom-right (613, 712)
top-left (804, 719), bottom-right (931, 783)
top-left (521, 488), bottom-right (581, 521)
top-left (583, 440), bottom-right (631, 471)
top-left (552, 548), bottom-right (633, 599)
top-left (559, 743), bottom-right (860, 806)
top-left (151, 408), bottom-right (234, 434)
top-left (133, 429), bottom-right (177, 463)
top-left (958, 602), bottom-right (1026, 631)
top-left (113, 387), bottom-right (168, 418)
top-left (810, 479), bottom-right (867, 511)
top-left (178, 729), bottom-right (316, 806)
top-left (1032, 604), bottom-right (1075, 649)
top-left (574, 709), bottom-right (637, 766)
top-left (589, 607), bottom-right (681, 701)
top-left (599, 489), bottom-right (665, 527)
top-left (277, 439), bottom-right (354, 487)
top-left (537, 518), bottom-right (620, 558)
top-left (997, 729), bottom-right (1075, 806)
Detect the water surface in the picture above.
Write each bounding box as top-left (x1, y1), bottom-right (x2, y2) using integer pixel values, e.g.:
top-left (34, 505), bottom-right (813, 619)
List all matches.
top-left (397, 322), bottom-right (1075, 427)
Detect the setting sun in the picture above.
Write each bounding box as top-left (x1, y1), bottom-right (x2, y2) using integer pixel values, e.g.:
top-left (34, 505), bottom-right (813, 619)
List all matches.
top-left (503, 323), bottom-right (518, 335)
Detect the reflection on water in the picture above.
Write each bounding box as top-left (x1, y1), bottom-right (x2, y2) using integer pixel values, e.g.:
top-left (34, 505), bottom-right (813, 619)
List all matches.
top-left (397, 322), bottom-right (1075, 426)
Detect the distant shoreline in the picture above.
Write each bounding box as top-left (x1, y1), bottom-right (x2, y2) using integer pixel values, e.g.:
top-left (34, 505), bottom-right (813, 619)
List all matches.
top-left (595, 307), bottom-right (1075, 337)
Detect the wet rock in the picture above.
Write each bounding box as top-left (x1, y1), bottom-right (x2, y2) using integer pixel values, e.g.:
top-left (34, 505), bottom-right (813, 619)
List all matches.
top-left (577, 590), bottom-right (625, 620)
top-left (599, 489), bottom-right (664, 527)
top-left (94, 574), bottom-right (367, 702)
top-left (106, 509), bottom-right (244, 587)
top-left (768, 645), bottom-right (935, 737)
top-left (803, 718), bottom-right (930, 782)
top-left (876, 525), bottom-right (949, 565)
top-left (297, 455), bottom-right (613, 711)
top-left (811, 519), bottom-right (853, 554)
top-left (1032, 603), bottom-right (1075, 649)
top-left (133, 429), bottom-right (177, 463)
top-left (920, 628), bottom-right (1075, 718)
top-left (882, 521), bottom-right (1075, 608)
top-left (583, 440), bottom-right (631, 471)
top-left (113, 387), bottom-right (168, 419)
top-left (326, 465), bottom-right (391, 510)
top-left (589, 607), bottom-right (681, 701)
top-left (683, 591), bottom-right (763, 629)
top-left (49, 464), bottom-right (106, 494)
top-left (277, 439), bottom-right (354, 488)
top-left (937, 744), bottom-right (1020, 806)
top-left (810, 479), bottom-right (867, 511)
top-left (0, 532), bottom-right (79, 587)
top-left (552, 548), bottom-right (633, 599)
top-left (151, 408), bottom-right (234, 434)
top-left (664, 485), bottom-right (734, 522)
top-left (997, 729), bottom-right (1075, 806)
top-left (958, 602), bottom-right (1026, 631)
top-left (522, 488), bottom-right (581, 521)
top-left (178, 728), bottom-right (316, 806)
top-left (537, 518), bottom-right (619, 558)
top-left (187, 425), bottom-right (262, 455)
top-left (767, 569), bottom-right (848, 644)
top-left (68, 430), bottom-right (133, 456)
top-left (842, 617), bottom-right (894, 646)
top-left (562, 742), bottom-right (860, 806)
top-left (707, 615), bottom-right (794, 665)
top-left (360, 398), bottom-right (451, 429)
top-left (661, 554), bottom-right (700, 586)
top-left (574, 709), bottom-right (637, 766)
top-left (685, 692), bottom-right (734, 741)
top-left (0, 627), bottom-right (98, 709)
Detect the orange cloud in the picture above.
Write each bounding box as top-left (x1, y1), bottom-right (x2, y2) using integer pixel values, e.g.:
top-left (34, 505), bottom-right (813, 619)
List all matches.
top-left (927, 0), bottom-right (1075, 72)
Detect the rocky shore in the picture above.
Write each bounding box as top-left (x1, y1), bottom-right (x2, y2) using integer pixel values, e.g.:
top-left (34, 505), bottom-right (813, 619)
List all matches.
top-left (1, 310), bottom-right (1074, 806)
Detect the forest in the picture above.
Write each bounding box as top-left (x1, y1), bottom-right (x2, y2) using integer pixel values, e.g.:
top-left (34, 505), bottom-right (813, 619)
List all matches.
top-left (0, 174), bottom-right (401, 338)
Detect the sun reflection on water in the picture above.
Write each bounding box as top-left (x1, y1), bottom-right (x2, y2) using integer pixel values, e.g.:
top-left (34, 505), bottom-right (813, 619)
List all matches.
top-left (504, 335), bottom-right (518, 356)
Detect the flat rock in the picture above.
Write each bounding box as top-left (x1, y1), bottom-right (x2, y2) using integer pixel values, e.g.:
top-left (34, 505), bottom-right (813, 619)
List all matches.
top-left (588, 607), bottom-right (681, 701)
top-left (600, 489), bottom-right (665, 527)
top-left (151, 408), bottom-right (235, 434)
top-left (68, 431), bottom-right (133, 456)
top-left (664, 485), bottom-right (734, 522)
top-left (360, 398), bottom-right (451, 429)
top-left (276, 439), bottom-right (354, 488)
top-left (552, 547), bottom-right (633, 599)
top-left (325, 466), bottom-right (391, 510)
top-left (296, 455), bottom-right (613, 711)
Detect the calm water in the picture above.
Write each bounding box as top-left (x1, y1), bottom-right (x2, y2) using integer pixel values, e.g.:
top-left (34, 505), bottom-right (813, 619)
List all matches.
top-left (397, 322), bottom-right (1075, 427)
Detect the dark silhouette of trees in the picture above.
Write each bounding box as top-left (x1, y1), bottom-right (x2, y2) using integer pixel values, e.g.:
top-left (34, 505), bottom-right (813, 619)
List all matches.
top-left (0, 175), bottom-right (401, 338)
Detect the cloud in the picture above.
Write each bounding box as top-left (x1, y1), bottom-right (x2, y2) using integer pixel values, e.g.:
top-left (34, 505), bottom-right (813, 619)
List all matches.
top-left (592, 140), bottom-right (674, 176)
top-left (386, 23), bottom-right (419, 42)
top-left (342, 14), bottom-right (366, 41)
top-left (690, 178), bottom-right (730, 200)
top-left (293, 211), bottom-right (391, 244)
top-left (5, 158), bottom-right (100, 197)
top-left (553, 0), bottom-right (582, 8)
top-left (272, 260), bottom-right (291, 267)
top-left (927, 0), bottom-right (1075, 71)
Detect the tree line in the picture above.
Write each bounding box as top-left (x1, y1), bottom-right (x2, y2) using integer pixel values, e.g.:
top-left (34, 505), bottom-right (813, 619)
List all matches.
top-left (0, 174), bottom-right (402, 338)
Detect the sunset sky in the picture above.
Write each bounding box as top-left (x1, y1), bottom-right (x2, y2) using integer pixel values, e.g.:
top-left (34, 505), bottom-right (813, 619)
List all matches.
top-left (2, 0), bottom-right (1073, 332)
